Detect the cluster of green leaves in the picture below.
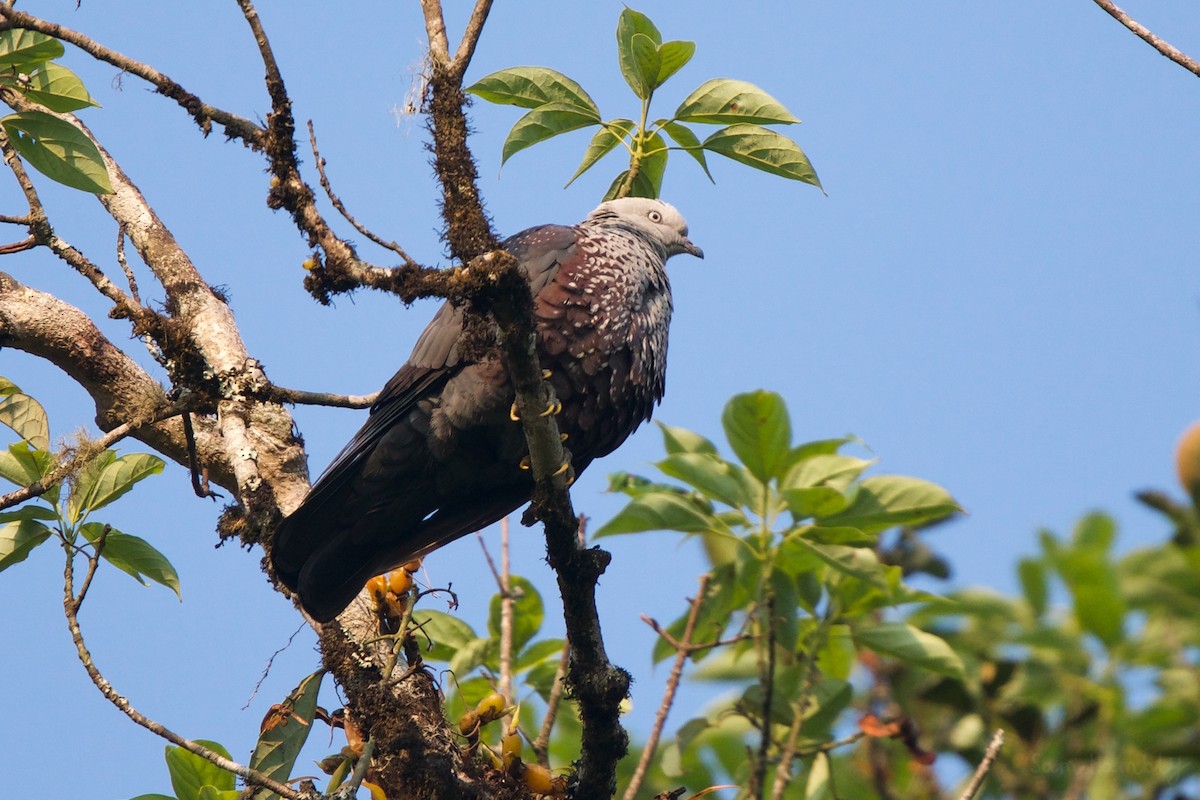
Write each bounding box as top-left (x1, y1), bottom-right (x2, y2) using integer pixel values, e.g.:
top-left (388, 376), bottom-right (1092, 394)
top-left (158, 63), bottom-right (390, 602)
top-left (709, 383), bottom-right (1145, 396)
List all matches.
top-left (0, 29), bottom-right (111, 193)
top-left (419, 575), bottom-right (580, 759)
top-left (871, 508), bottom-right (1200, 799)
top-left (592, 389), bottom-right (961, 797)
top-left (131, 670), bottom-right (324, 800)
top-left (466, 7), bottom-right (821, 200)
top-left (0, 377), bottom-right (177, 594)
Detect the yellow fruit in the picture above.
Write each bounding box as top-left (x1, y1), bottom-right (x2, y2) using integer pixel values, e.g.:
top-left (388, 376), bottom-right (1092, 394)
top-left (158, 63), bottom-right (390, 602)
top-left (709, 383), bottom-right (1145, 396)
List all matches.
top-left (501, 726), bottom-right (522, 770)
top-left (474, 691), bottom-right (507, 725)
top-left (365, 575), bottom-right (388, 601)
top-left (457, 708), bottom-right (481, 736)
top-left (387, 569), bottom-right (413, 595)
top-left (402, 558), bottom-right (423, 573)
top-left (519, 762), bottom-right (567, 796)
top-left (1177, 420), bottom-right (1200, 496)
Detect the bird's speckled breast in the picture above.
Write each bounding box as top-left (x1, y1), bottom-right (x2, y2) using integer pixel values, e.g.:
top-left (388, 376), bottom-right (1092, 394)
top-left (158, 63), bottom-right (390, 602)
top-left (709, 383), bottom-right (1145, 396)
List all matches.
top-left (533, 224), bottom-right (672, 463)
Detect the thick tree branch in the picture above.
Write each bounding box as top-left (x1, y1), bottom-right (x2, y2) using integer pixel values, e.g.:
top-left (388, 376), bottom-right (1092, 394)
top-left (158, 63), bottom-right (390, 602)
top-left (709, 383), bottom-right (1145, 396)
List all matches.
top-left (0, 5), bottom-right (265, 145)
top-left (1090, 0), bottom-right (1200, 77)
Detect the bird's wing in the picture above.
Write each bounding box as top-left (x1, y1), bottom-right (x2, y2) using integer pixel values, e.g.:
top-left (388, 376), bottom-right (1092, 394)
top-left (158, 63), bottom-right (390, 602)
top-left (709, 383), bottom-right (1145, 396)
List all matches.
top-left (273, 224), bottom-right (580, 589)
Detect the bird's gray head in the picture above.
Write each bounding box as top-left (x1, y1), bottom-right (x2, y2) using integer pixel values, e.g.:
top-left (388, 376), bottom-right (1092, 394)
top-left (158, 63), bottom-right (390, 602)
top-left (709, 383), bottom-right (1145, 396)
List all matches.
top-left (586, 197), bottom-right (704, 260)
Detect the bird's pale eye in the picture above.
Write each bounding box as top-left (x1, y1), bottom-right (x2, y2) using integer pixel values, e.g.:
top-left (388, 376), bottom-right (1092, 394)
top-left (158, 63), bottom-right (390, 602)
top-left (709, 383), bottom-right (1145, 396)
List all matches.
top-left (648, 210), bottom-right (663, 223)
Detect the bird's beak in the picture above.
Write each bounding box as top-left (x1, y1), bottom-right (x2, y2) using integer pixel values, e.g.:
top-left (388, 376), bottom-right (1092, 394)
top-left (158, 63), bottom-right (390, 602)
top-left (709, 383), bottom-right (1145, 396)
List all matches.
top-left (680, 238), bottom-right (704, 259)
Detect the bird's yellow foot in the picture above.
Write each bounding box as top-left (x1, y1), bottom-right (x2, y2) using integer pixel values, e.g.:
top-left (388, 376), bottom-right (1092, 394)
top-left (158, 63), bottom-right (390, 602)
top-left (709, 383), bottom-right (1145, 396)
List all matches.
top-left (519, 455), bottom-right (531, 470)
top-left (540, 400), bottom-right (563, 417)
top-left (510, 402), bottom-right (521, 421)
top-left (541, 368), bottom-right (552, 379)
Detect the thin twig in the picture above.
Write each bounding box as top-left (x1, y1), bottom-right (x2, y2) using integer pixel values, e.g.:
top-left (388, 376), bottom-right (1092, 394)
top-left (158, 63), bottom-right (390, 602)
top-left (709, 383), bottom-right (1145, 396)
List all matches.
top-left (307, 121), bottom-right (417, 265)
top-left (1090, 0), bottom-right (1200, 77)
top-left (451, 0), bottom-right (494, 75)
top-left (115, 227), bottom-right (141, 304)
top-left (957, 730), bottom-right (1005, 800)
top-left (622, 574), bottom-right (710, 800)
top-left (499, 518), bottom-right (514, 705)
top-left (61, 540), bottom-right (306, 800)
top-left (72, 524), bottom-right (110, 611)
top-left (270, 385), bottom-right (379, 409)
top-left (751, 591), bottom-right (777, 800)
top-left (0, 6), bottom-right (264, 144)
top-left (533, 639), bottom-right (571, 767)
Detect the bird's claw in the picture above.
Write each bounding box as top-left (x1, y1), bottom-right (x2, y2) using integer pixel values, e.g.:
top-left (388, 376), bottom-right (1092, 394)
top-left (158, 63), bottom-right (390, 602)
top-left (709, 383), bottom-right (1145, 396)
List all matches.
top-left (509, 402), bottom-right (521, 421)
top-left (541, 368), bottom-right (552, 379)
top-left (540, 400), bottom-right (562, 417)
top-left (519, 455), bottom-right (531, 470)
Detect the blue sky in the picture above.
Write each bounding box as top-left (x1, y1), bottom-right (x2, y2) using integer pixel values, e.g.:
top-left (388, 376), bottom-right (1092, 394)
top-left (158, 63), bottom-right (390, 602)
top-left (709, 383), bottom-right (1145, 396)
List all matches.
top-left (3, 2), bottom-right (1200, 798)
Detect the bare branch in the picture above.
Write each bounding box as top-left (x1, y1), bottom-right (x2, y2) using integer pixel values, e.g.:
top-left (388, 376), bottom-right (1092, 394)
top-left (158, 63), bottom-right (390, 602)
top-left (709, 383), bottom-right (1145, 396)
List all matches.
top-left (0, 7), bottom-right (265, 144)
top-left (623, 574), bottom-right (710, 800)
top-left (61, 544), bottom-right (308, 800)
top-left (419, 0), bottom-right (451, 62)
top-left (452, 0), bottom-right (495, 76)
top-left (957, 730), bottom-right (1005, 800)
top-left (270, 385), bottom-right (379, 409)
top-left (307, 121), bottom-right (418, 266)
top-left (532, 640), bottom-right (570, 767)
top-left (1091, 0), bottom-right (1200, 77)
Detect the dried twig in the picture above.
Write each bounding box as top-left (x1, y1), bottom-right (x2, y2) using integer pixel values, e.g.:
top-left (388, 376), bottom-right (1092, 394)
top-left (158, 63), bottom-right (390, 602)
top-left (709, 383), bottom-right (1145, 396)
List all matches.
top-left (533, 640), bottom-right (571, 767)
top-left (61, 538), bottom-right (305, 799)
top-left (0, 6), bottom-right (264, 144)
top-left (307, 121), bottom-right (418, 265)
top-left (270, 385), bottom-right (380, 410)
top-left (623, 574), bottom-right (711, 800)
top-left (1091, 0), bottom-right (1200, 77)
top-left (957, 730), bottom-right (1005, 800)
top-left (451, 0), bottom-right (495, 76)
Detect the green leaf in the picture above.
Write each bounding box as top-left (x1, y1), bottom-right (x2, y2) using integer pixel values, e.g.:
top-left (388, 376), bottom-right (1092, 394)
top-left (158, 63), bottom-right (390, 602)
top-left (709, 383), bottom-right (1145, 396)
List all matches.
top-left (657, 422), bottom-right (718, 455)
top-left (0, 504), bottom-right (58, 523)
top-left (450, 635), bottom-right (492, 676)
top-left (0, 440), bottom-right (53, 487)
top-left (22, 62), bottom-right (99, 113)
top-left (0, 390), bottom-right (49, 450)
top-left (1052, 514), bottom-right (1126, 647)
top-left (566, 118), bottom-right (634, 187)
top-left (629, 33), bottom-right (661, 99)
top-left (616, 7), bottom-right (662, 99)
top-left (783, 537), bottom-right (896, 591)
top-left (783, 486), bottom-right (850, 519)
top-left (1017, 557), bottom-right (1047, 617)
top-left (67, 451), bottom-right (165, 522)
top-left (819, 475), bottom-right (959, 534)
top-left (417, 610), bottom-right (478, 662)
top-left (816, 624), bottom-right (855, 680)
top-left (500, 102), bottom-right (601, 167)
top-left (594, 490), bottom-right (719, 537)
top-left (703, 123), bottom-right (822, 189)
top-left (514, 637), bottom-right (565, 672)
top-left (249, 670), bottom-right (324, 799)
top-left (602, 168), bottom-right (655, 201)
top-left (782, 454), bottom-right (873, 492)
top-left (675, 78), bottom-right (800, 125)
top-left (655, 41), bottom-right (696, 88)
top-left (0, 518), bottom-right (53, 573)
top-left (660, 120), bottom-right (713, 182)
top-left (165, 740), bottom-right (235, 800)
top-left (80, 523), bottom-right (181, 599)
top-left (721, 390), bottom-right (791, 483)
top-left (656, 452), bottom-right (759, 509)
top-left (2, 111), bottom-right (113, 194)
top-left (488, 575), bottom-right (544, 656)
top-left (129, 795), bottom-right (177, 800)
top-left (0, 30), bottom-right (64, 68)
top-left (465, 67), bottom-right (599, 114)
top-left (853, 621), bottom-right (965, 678)
top-left (805, 752), bottom-right (833, 800)
top-left (198, 788), bottom-right (239, 800)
